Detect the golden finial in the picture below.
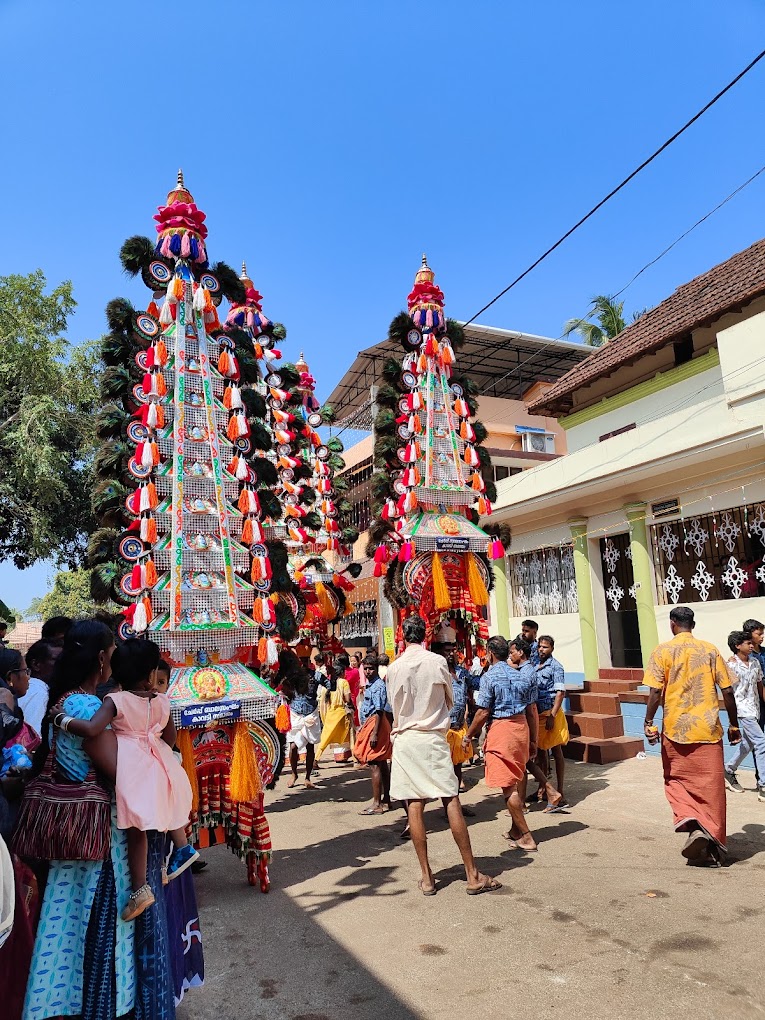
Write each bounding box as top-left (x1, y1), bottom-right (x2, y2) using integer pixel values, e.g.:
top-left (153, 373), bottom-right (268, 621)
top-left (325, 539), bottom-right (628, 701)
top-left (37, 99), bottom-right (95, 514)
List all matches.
top-left (296, 351), bottom-right (309, 373)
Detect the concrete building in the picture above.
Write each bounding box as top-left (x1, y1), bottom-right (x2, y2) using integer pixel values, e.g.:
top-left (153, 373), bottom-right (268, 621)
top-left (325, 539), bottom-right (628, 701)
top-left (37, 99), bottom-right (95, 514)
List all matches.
top-left (487, 237), bottom-right (765, 762)
top-left (325, 324), bottom-right (590, 655)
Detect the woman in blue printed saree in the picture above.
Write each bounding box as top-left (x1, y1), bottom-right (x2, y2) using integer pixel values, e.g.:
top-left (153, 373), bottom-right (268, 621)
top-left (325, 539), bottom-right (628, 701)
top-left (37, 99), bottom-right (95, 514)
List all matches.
top-left (22, 620), bottom-right (202, 1020)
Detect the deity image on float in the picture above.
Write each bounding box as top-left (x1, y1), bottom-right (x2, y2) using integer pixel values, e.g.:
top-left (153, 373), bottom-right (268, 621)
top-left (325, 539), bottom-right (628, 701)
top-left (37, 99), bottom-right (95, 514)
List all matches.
top-left (368, 256), bottom-right (510, 653)
top-left (89, 173), bottom-right (305, 889)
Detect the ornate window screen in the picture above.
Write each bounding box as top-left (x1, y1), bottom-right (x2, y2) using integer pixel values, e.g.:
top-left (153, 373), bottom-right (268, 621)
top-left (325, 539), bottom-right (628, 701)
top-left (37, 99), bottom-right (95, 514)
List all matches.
top-left (339, 598), bottom-right (379, 643)
top-left (507, 545), bottom-right (578, 617)
top-left (651, 503), bottom-right (765, 605)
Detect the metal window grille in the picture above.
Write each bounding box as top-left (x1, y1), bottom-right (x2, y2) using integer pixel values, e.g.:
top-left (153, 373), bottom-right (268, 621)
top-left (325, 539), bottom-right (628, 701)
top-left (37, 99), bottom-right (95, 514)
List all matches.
top-left (339, 456), bottom-right (374, 535)
top-left (650, 502), bottom-right (765, 605)
top-left (507, 545), bottom-right (578, 617)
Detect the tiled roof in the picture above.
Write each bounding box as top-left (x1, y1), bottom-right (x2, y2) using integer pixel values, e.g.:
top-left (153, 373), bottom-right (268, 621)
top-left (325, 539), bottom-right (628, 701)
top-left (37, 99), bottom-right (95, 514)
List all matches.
top-left (527, 236), bottom-right (765, 415)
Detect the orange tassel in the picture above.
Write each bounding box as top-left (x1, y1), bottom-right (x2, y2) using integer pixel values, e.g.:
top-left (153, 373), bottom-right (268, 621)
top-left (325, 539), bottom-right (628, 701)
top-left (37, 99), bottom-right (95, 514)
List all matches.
top-left (155, 373), bottom-right (167, 397)
top-left (227, 415), bottom-right (239, 441)
top-left (143, 596), bottom-right (153, 625)
top-left (154, 339), bottom-right (167, 365)
top-left (218, 349), bottom-right (231, 375)
top-left (223, 386), bottom-right (233, 409)
top-left (145, 559), bottom-right (157, 587)
top-left (145, 517), bottom-right (157, 544)
top-left (145, 482), bottom-right (157, 508)
top-left (241, 517), bottom-right (253, 545)
top-left (171, 276), bottom-right (184, 300)
top-left (146, 300), bottom-right (160, 318)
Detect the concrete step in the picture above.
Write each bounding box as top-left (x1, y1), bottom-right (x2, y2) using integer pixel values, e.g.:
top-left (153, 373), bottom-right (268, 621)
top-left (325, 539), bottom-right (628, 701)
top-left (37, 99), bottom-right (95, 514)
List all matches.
top-left (584, 677), bottom-right (643, 695)
top-left (566, 711), bottom-right (625, 740)
top-left (599, 667), bottom-right (644, 683)
top-left (567, 691), bottom-right (623, 715)
top-left (563, 734), bottom-right (644, 765)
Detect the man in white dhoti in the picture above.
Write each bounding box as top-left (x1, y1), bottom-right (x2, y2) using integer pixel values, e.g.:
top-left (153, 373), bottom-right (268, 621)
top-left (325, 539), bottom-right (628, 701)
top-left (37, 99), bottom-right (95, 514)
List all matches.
top-left (387, 614), bottom-right (501, 897)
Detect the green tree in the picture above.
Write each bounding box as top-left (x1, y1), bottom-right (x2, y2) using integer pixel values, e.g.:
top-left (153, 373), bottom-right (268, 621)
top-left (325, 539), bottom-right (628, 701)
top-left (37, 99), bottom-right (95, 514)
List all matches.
top-left (0, 271), bottom-right (100, 568)
top-left (563, 294), bottom-right (628, 347)
top-left (33, 568), bottom-right (116, 620)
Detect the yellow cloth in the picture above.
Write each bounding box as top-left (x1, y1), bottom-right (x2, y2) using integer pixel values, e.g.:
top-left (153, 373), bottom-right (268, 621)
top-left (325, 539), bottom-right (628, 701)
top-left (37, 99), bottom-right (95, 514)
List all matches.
top-left (537, 709), bottom-right (569, 750)
top-left (643, 632), bottom-right (732, 744)
top-left (446, 726), bottom-right (472, 765)
top-left (316, 679), bottom-right (352, 759)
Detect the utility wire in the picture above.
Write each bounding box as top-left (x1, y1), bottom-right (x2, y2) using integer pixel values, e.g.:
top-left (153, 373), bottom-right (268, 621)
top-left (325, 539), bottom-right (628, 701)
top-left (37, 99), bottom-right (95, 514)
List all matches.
top-left (463, 48), bottom-right (765, 328)
top-left (478, 159), bottom-right (765, 397)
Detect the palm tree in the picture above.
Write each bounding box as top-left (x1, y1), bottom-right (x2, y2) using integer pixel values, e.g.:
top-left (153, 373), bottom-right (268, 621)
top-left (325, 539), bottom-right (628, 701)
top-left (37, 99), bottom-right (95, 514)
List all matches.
top-left (563, 295), bottom-right (627, 347)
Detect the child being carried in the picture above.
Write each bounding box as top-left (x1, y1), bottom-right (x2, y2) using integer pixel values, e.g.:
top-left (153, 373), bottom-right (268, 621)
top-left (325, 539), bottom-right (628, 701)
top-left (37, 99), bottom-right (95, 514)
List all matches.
top-left (54, 638), bottom-right (197, 920)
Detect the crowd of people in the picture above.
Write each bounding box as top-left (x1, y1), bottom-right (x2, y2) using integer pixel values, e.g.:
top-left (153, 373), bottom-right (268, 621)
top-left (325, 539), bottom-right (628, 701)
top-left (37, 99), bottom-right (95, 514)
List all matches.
top-left (0, 616), bottom-right (203, 1020)
top-left (0, 602), bottom-right (762, 1010)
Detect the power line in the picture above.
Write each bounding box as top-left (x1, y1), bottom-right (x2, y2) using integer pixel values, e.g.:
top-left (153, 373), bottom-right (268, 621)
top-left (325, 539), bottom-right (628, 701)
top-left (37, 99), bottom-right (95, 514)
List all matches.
top-left (479, 159), bottom-right (765, 398)
top-left (463, 47), bottom-right (765, 328)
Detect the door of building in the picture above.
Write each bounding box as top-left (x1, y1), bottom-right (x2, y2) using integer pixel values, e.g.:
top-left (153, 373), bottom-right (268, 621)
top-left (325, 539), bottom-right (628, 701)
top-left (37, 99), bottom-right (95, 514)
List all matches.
top-left (599, 533), bottom-right (642, 669)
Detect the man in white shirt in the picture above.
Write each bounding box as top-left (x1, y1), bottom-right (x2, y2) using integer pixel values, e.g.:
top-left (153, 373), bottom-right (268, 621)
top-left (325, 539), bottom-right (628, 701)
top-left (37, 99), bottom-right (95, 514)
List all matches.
top-left (18, 640), bottom-right (60, 736)
top-left (387, 614), bottom-right (501, 897)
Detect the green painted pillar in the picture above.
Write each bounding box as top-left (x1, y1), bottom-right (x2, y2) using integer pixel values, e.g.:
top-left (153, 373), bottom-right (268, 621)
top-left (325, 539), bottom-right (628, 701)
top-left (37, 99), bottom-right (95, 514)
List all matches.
top-left (491, 553), bottom-right (511, 638)
top-left (625, 502), bottom-right (660, 666)
top-left (569, 518), bottom-right (599, 681)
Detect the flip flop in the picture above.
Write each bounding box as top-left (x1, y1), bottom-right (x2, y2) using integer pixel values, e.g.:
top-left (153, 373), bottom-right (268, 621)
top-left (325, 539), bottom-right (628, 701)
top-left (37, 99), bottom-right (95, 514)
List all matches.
top-left (466, 876), bottom-right (502, 896)
top-left (359, 806), bottom-right (384, 815)
top-left (418, 879), bottom-right (437, 896)
top-left (542, 802), bottom-right (565, 814)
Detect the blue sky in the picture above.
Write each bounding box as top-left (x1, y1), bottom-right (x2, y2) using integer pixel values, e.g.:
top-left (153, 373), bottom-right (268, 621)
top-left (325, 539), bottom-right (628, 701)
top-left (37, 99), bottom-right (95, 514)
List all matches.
top-left (1, 0), bottom-right (764, 610)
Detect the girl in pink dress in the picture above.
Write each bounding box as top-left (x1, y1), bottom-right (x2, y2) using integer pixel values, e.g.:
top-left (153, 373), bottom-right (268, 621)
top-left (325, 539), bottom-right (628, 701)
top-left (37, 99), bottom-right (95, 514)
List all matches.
top-left (55, 639), bottom-right (197, 921)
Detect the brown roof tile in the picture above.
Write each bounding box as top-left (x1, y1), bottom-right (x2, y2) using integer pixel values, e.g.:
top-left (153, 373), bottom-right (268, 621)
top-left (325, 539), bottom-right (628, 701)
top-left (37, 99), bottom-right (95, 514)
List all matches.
top-left (527, 237), bottom-right (765, 415)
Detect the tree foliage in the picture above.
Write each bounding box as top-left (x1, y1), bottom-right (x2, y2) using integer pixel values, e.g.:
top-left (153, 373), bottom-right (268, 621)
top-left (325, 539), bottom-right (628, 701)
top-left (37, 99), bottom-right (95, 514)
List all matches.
top-left (563, 294), bottom-right (628, 347)
top-left (31, 568), bottom-right (115, 621)
top-left (0, 271), bottom-right (100, 568)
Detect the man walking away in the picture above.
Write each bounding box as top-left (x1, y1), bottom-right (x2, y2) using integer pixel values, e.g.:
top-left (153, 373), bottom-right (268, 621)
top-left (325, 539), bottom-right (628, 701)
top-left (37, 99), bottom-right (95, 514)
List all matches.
top-left (388, 614), bottom-right (501, 897)
top-left (644, 606), bottom-right (740, 867)
top-left (723, 631), bottom-right (765, 800)
top-left (465, 636), bottom-right (543, 851)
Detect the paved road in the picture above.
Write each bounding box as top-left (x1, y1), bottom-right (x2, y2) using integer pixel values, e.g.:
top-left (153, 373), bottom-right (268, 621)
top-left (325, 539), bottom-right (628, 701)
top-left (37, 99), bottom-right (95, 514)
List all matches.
top-left (179, 756), bottom-right (765, 1020)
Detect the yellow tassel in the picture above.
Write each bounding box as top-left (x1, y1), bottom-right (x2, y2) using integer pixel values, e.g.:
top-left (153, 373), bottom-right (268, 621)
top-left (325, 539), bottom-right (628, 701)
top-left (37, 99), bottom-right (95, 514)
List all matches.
top-left (466, 552), bottom-right (489, 606)
top-left (432, 552), bottom-right (451, 611)
top-left (315, 581), bottom-right (334, 620)
top-left (177, 729), bottom-right (199, 814)
top-left (230, 720), bottom-right (262, 803)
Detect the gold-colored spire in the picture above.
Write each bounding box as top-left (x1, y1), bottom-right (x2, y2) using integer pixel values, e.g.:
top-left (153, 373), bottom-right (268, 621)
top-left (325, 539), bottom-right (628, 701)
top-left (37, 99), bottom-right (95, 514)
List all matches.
top-left (296, 351), bottom-right (309, 373)
top-left (414, 252), bottom-right (435, 287)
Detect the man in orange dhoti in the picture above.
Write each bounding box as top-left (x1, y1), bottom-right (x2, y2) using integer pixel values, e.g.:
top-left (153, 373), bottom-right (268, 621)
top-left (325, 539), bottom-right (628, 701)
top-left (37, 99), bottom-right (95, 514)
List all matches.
top-left (644, 606), bottom-right (740, 867)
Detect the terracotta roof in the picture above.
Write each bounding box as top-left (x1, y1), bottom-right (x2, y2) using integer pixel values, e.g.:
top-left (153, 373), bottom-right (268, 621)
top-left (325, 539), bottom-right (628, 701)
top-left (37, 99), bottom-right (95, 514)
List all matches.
top-left (527, 236), bottom-right (765, 416)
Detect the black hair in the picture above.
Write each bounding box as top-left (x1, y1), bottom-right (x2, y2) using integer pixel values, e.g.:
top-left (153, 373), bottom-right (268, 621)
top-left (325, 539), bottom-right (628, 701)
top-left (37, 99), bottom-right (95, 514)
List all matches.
top-left (0, 647), bottom-right (23, 682)
top-left (111, 639), bottom-right (160, 691)
top-left (521, 619), bottom-right (539, 631)
top-left (669, 606), bottom-right (695, 629)
top-left (538, 634), bottom-right (555, 649)
top-left (402, 615), bottom-right (426, 644)
top-left (487, 635), bottom-right (509, 660)
top-left (510, 636), bottom-right (532, 658)
top-left (26, 640), bottom-right (56, 671)
top-left (362, 654), bottom-right (379, 669)
top-left (314, 653), bottom-right (325, 664)
top-left (378, 652), bottom-right (390, 666)
top-left (743, 618), bottom-right (764, 636)
top-left (275, 647), bottom-right (311, 693)
top-left (335, 652), bottom-right (350, 669)
top-left (727, 630), bottom-right (750, 654)
top-left (42, 615), bottom-right (73, 640)
top-left (156, 658), bottom-right (171, 675)
top-left (48, 619), bottom-right (114, 707)
top-left (0, 621), bottom-right (7, 631)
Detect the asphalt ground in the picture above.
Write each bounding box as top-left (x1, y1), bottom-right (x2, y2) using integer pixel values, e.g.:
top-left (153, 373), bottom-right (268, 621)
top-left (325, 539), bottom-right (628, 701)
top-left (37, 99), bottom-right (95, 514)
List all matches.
top-left (179, 754), bottom-right (765, 1020)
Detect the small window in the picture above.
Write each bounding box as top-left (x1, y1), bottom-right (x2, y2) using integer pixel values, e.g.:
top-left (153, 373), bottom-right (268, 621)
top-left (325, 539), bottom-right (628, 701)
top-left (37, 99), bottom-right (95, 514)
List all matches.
top-left (673, 335), bottom-right (693, 366)
top-left (494, 465), bottom-right (510, 481)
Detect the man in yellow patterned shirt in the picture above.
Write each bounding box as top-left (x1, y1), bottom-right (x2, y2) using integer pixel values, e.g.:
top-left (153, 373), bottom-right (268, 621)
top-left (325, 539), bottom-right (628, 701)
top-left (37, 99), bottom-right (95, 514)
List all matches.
top-left (643, 606), bottom-right (740, 866)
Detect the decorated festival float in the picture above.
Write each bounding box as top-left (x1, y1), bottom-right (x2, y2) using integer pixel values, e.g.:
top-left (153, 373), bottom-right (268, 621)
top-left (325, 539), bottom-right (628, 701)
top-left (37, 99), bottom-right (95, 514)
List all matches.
top-left (88, 173), bottom-right (309, 889)
top-left (368, 256), bottom-right (510, 654)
